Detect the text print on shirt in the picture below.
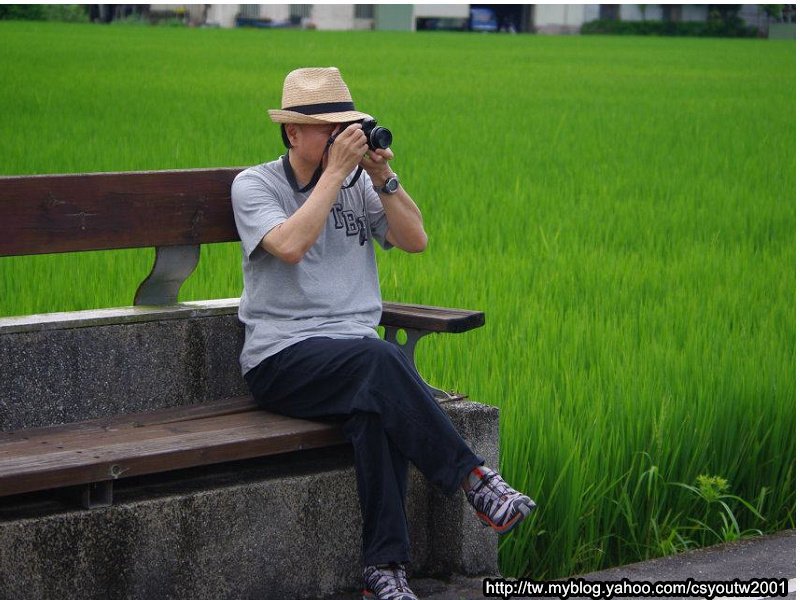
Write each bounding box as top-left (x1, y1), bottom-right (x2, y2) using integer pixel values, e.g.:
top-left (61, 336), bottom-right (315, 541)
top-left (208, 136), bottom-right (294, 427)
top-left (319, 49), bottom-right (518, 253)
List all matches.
top-left (331, 199), bottom-right (370, 246)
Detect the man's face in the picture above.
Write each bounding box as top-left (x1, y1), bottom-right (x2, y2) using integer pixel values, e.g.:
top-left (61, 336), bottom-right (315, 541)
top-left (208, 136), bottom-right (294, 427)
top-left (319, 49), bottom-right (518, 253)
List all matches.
top-left (286, 122), bottom-right (339, 166)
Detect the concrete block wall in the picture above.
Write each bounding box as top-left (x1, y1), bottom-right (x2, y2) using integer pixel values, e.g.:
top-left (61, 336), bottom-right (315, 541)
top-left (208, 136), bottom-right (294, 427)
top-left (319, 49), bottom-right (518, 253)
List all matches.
top-left (0, 399), bottom-right (499, 599)
top-left (0, 300), bottom-right (248, 431)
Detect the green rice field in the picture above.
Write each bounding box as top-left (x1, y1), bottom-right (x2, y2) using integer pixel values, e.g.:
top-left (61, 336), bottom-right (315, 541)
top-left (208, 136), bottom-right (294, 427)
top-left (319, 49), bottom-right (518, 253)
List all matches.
top-left (0, 21), bottom-right (795, 579)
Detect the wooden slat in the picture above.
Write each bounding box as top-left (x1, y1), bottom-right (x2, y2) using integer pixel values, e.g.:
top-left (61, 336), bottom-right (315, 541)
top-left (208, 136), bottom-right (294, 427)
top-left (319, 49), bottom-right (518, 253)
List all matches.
top-left (0, 396), bottom-right (467, 498)
top-left (0, 396), bottom-right (257, 445)
top-left (0, 407), bottom-right (266, 458)
top-left (0, 168), bottom-right (244, 257)
top-left (380, 302), bottom-right (485, 333)
top-left (0, 411), bottom-right (346, 497)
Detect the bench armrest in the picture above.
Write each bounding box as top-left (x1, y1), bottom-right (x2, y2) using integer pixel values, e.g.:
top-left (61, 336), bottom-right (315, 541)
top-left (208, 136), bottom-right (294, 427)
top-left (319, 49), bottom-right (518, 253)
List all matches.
top-left (378, 302), bottom-right (484, 401)
top-left (379, 302), bottom-right (485, 334)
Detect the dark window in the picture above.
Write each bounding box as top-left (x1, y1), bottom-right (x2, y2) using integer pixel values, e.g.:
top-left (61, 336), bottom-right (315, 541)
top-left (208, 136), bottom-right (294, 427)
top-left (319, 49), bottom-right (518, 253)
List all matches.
top-left (239, 5), bottom-right (260, 19)
top-left (355, 5), bottom-right (374, 19)
top-left (290, 4), bottom-right (311, 19)
top-left (599, 5), bottom-right (620, 20)
top-left (661, 5), bottom-right (681, 22)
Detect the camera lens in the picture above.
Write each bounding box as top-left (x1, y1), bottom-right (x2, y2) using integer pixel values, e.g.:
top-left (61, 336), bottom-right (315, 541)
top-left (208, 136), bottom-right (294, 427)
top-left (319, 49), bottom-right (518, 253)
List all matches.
top-left (368, 127), bottom-right (393, 150)
top-left (360, 118), bottom-right (392, 151)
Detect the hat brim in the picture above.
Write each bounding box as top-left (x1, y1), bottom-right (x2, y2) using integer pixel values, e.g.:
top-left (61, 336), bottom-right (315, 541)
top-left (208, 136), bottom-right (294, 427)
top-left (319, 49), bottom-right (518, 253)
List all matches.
top-left (268, 108), bottom-right (372, 124)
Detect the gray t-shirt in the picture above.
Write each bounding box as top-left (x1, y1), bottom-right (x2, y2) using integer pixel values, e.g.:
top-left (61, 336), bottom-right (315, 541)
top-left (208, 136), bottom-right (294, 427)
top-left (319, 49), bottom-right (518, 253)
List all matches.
top-left (231, 157), bottom-right (393, 376)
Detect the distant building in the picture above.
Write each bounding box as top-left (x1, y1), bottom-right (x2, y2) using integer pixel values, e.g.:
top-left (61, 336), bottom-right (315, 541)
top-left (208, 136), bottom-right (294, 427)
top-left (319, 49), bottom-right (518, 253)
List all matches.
top-left (534, 4), bottom-right (710, 35)
top-left (143, 4), bottom-right (793, 38)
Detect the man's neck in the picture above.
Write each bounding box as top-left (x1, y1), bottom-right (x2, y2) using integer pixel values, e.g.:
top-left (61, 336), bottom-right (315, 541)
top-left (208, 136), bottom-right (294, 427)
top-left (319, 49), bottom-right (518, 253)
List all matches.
top-left (287, 149), bottom-right (322, 189)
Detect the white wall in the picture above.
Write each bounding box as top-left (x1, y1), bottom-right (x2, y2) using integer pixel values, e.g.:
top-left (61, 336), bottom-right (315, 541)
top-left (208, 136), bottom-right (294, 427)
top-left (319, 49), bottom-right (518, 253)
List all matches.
top-left (620, 5), bottom-right (709, 22)
top-left (204, 4), bottom-right (715, 31)
top-left (149, 4), bottom-right (181, 12)
top-left (414, 4), bottom-right (469, 19)
top-left (620, 4), bottom-right (660, 20)
top-left (533, 4), bottom-right (711, 32)
top-left (583, 5), bottom-right (600, 22)
top-left (261, 5), bottom-right (290, 22)
top-left (353, 17), bottom-right (374, 31)
top-left (534, 4), bottom-right (591, 34)
top-left (310, 4), bottom-right (356, 30)
top-left (205, 3), bottom-right (370, 30)
top-left (206, 4), bottom-right (239, 28)
top-left (537, 4), bottom-right (586, 26)
top-left (682, 5), bottom-right (708, 22)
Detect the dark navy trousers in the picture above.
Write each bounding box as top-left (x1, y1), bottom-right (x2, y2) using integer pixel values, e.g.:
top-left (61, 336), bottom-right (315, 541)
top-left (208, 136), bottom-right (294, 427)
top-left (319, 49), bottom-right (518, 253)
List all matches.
top-left (244, 336), bottom-right (485, 566)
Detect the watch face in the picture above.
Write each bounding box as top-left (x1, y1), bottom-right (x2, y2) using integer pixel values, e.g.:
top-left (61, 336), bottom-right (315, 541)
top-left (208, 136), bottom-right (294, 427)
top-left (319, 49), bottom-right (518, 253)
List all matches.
top-left (384, 177), bottom-right (399, 193)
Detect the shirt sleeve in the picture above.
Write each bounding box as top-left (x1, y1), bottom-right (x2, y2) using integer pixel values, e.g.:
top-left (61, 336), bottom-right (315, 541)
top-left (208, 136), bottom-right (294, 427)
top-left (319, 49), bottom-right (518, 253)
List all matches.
top-left (231, 171), bottom-right (288, 259)
top-left (362, 174), bottom-right (394, 251)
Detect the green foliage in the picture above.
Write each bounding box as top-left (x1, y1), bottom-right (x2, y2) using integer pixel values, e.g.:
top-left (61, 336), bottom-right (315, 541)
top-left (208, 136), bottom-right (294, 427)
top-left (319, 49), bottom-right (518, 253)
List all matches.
top-left (0, 23), bottom-right (794, 579)
top-left (0, 5), bottom-right (88, 23)
top-left (0, 5), bottom-right (45, 20)
top-left (694, 474), bottom-right (730, 503)
top-left (581, 18), bottom-right (757, 38)
top-left (760, 4), bottom-right (785, 20)
top-left (42, 5), bottom-right (89, 23)
top-left (109, 14), bottom-right (186, 28)
top-left (108, 14), bottom-right (150, 27)
top-left (671, 475), bottom-right (766, 545)
top-left (708, 4), bottom-right (744, 24)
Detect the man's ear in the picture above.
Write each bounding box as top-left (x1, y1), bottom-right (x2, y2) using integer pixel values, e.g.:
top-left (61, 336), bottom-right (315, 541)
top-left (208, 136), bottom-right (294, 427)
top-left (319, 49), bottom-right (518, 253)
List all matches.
top-left (280, 124), bottom-right (292, 149)
top-left (285, 123), bottom-right (300, 146)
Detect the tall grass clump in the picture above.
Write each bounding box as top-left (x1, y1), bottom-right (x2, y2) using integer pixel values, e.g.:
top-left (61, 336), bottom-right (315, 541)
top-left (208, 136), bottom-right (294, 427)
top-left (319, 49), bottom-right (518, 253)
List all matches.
top-left (0, 23), bottom-right (794, 578)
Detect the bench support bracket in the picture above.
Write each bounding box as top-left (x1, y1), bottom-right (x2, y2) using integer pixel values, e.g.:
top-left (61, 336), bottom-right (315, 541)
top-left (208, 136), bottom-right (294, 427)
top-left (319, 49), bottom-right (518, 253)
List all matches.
top-left (80, 481), bottom-right (113, 509)
top-left (134, 245), bottom-right (201, 306)
top-left (383, 326), bottom-right (459, 401)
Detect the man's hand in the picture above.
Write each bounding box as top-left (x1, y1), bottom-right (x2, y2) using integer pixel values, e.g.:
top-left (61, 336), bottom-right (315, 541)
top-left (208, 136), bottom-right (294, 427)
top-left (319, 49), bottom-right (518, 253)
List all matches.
top-left (326, 124), bottom-right (368, 180)
top-left (361, 148), bottom-right (395, 187)
top-left (358, 145), bottom-right (428, 253)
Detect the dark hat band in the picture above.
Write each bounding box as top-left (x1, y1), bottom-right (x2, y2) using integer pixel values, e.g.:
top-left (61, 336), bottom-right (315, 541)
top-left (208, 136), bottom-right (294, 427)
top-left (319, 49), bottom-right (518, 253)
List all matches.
top-left (282, 101), bottom-right (356, 115)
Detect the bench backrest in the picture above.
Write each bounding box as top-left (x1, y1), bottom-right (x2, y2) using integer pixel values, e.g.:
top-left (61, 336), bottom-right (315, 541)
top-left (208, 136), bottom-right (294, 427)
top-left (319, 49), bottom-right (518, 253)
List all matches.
top-left (0, 168), bottom-right (244, 255)
top-left (0, 168), bottom-right (244, 304)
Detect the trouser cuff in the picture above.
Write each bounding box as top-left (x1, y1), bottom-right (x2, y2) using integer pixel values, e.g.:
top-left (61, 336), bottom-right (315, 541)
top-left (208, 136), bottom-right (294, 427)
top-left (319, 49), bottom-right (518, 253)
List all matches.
top-left (364, 550), bottom-right (411, 567)
top-left (446, 454), bottom-right (486, 496)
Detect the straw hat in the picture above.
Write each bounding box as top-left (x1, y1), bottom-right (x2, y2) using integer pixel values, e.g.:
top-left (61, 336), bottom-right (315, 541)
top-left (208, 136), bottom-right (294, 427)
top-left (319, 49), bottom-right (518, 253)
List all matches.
top-left (268, 67), bottom-right (371, 125)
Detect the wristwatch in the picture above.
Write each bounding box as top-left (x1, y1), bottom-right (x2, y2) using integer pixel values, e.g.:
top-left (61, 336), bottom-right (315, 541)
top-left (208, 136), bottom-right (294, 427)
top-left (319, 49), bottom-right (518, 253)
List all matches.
top-left (374, 173), bottom-right (399, 195)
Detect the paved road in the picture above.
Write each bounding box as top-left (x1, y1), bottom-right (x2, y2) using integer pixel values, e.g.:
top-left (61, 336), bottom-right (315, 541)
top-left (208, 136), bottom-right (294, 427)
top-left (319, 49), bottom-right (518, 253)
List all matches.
top-left (578, 528), bottom-right (795, 600)
top-left (321, 529), bottom-right (795, 600)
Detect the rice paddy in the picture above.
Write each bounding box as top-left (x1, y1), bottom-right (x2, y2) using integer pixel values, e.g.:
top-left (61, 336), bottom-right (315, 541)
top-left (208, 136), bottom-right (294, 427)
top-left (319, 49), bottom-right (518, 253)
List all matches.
top-left (0, 21), bottom-right (794, 578)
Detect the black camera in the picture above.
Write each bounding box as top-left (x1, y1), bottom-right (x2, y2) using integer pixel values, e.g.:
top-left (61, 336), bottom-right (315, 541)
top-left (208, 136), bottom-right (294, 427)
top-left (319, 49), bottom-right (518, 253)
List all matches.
top-left (359, 118), bottom-right (392, 151)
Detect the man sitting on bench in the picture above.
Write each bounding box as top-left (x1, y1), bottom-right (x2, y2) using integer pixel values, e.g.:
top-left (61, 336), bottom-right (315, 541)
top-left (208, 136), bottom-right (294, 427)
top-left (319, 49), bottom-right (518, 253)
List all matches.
top-left (231, 67), bottom-right (536, 600)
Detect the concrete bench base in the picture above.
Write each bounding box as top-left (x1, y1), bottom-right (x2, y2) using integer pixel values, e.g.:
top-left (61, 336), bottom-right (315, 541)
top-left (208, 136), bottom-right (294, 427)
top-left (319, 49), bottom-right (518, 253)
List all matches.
top-left (0, 401), bottom-right (499, 600)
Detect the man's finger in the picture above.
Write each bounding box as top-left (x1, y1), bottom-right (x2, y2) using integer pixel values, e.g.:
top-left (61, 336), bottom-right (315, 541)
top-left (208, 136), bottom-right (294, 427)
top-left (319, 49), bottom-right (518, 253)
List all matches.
top-left (373, 148), bottom-right (394, 160)
top-left (333, 124), bottom-right (357, 141)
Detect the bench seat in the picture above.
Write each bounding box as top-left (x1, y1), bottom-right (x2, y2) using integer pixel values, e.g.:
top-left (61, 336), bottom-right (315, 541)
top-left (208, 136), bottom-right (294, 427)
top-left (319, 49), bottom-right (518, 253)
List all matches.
top-left (0, 392), bottom-right (466, 507)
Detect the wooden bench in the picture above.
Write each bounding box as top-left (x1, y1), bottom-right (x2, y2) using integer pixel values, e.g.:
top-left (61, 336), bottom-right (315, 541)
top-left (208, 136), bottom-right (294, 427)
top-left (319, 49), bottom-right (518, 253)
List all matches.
top-left (0, 168), bottom-right (484, 508)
